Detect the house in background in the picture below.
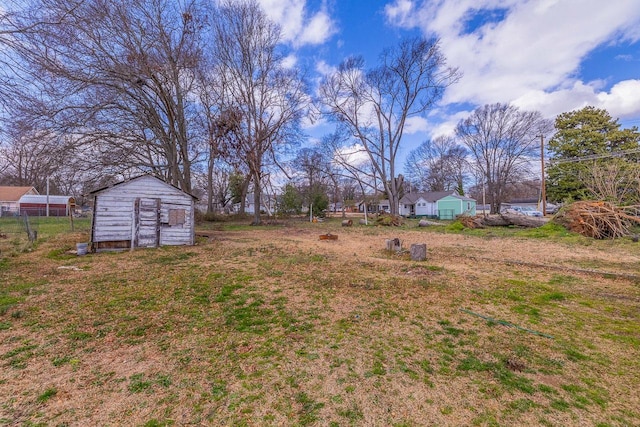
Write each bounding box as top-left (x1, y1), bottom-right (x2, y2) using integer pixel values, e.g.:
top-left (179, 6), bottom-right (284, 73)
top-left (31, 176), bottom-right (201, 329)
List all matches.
top-left (234, 195), bottom-right (278, 216)
top-left (399, 191), bottom-right (476, 219)
top-left (0, 186), bottom-right (39, 216)
top-left (89, 175), bottom-right (197, 251)
top-left (18, 195), bottom-right (76, 217)
top-left (357, 198), bottom-right (390, 214)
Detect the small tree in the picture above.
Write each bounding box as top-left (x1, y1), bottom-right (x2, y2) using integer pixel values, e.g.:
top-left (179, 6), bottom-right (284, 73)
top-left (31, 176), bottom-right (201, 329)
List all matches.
top-left (279, 183), bottom-right (302, 215)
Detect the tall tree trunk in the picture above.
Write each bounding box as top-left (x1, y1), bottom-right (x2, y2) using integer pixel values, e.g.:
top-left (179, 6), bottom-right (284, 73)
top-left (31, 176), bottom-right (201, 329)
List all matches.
top-left (252, 170), bottom-right (261, 225)
top-left (238, 177), bottom-right (250, 215)
top-left (206, 153), bottom-right (215, 214)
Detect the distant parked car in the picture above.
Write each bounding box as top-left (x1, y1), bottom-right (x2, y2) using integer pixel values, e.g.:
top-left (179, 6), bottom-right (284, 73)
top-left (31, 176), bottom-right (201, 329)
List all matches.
top-left (502, 206), bottom-right (543, 217)
top-left (520, 206), bottom-right (543, 217)
top-left (546, 204), bottom-right (560, 215)
top-left (502, 206), bottom-right (523, 215)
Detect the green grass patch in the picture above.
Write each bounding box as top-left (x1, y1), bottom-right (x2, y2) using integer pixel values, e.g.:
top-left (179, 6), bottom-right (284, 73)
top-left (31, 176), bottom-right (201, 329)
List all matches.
top-left (457, 355), bottom-right (535, 394)
top-left (534, 292), bottom-right (566, 304)
top-left (296, 392), bottom-right (324, 425)
top-left (36, 387), bottom-right (58, 403)
top-left (128, 373), bottom-right (153, 393)
top-left (2, 343), bottom-right (38, 369)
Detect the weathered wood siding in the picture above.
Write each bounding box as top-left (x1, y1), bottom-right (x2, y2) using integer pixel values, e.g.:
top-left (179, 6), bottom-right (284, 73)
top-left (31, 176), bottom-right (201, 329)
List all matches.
top-left (92, 175), bottom-right (195, 248)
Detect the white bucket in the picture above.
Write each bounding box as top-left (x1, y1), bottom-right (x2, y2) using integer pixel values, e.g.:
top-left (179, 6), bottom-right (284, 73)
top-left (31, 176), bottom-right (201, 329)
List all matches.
top-left (76, 243), bottom-right (88, 256)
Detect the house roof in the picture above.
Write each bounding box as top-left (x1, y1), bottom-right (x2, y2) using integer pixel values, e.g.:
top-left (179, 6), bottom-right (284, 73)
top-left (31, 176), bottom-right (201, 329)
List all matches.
top-left (89, 174), bottom-right (198, 199)
top-left (445, 194), bottom-right (476, 202)
top-left (0, 186), bottom-right (38, 202)
top-left (400, 191), bottom-right (457, 204)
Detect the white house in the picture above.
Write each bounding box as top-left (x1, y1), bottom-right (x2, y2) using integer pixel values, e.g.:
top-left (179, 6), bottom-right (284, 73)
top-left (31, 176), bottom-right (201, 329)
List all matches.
top-left (399, 191), bottom-right (476, 219)
top-left (234, 195), bottom-right (278, 216)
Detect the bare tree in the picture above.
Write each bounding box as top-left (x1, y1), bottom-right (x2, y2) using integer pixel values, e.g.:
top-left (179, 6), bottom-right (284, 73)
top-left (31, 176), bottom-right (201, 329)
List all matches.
top-left (211, 0), bottom-right (309, 224)
top-left (6, 0), bottom-right (207, 192)
top-left (405, 136), bottom-right (469, 193)
top-left (582, 160), bottom-right (640, 204)
top-left (456, 103), bottom-right (552, 213)
top-left (319, 37), bottom-right (460, 215)
top-left (321, 130), bottom-right (381, 197)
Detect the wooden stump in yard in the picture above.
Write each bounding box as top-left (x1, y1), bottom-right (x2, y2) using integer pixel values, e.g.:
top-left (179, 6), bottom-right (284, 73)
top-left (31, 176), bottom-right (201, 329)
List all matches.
top-left (342, 219), bottom-right (353, 227)
top-left (386, 238), bottom-right (402, 252)
top-left (410, 243), bottom-right (427, 261)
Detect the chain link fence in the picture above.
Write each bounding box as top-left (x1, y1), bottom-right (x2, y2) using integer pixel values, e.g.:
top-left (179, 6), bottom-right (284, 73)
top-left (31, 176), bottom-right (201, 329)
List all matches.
top-left (0, 214), bottom-right (92, 256)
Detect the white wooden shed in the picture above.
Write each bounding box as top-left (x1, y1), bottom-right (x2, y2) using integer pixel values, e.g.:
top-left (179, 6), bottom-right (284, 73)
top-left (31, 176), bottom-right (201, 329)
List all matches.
top-left (89, 175), bottom-right (197, 251)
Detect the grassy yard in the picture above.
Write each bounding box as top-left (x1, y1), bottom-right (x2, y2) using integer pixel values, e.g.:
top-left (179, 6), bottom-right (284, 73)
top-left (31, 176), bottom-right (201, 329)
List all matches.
top-left (0, 217), bottom-right (639, 426)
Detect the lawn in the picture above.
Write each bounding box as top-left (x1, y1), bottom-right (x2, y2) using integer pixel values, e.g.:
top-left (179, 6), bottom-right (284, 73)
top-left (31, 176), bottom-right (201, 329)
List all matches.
top-left (0, 217), bottom-right (639, 426)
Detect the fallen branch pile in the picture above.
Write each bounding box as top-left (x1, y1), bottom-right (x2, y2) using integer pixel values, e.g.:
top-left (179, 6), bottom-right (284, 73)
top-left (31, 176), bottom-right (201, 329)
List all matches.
top-left (554, 201), bottom-right (640, 239)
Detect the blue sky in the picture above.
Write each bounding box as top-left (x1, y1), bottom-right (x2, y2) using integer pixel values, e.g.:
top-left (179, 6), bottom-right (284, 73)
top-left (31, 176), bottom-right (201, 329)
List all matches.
top-left (258, 0), bottom-right (640, 164)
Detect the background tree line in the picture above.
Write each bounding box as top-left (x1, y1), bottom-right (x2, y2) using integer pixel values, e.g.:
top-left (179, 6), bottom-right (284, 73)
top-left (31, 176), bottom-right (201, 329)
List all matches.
top-left (1, 0), bottom-right (638, 220)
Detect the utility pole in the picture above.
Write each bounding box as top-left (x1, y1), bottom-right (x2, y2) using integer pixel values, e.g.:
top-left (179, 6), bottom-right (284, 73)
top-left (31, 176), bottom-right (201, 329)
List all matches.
top-left (540, 135), bottom-right (547, 216)
top-left (46, 177), bottom-right (50, 217)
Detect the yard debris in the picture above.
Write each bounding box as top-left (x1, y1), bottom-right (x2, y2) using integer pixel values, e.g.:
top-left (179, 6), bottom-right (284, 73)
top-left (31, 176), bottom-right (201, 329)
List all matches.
top-left (57, 266), bottom-right (82, 271)
top-left (457, 215), bottom-right (484, 229)
top-left (341, 219), bottom-right (353, 227)
top-left (376, 214), bottom-right (403, 226)
top-left (457, 214), bottom-right (545, 229)
top-left (319, 233), bottom-right (338, 240)
top-left (553, 201), bottom-right (640, 239)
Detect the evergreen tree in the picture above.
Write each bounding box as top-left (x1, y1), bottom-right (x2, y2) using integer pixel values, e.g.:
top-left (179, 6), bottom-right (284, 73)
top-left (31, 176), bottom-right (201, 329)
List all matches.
top-left (547, 107), bottom-right (640, 202)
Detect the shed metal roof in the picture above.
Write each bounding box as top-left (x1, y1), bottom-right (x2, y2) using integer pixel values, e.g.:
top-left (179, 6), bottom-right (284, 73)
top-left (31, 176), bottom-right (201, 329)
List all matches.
top-left (19, 195), bottom-right (74, 205)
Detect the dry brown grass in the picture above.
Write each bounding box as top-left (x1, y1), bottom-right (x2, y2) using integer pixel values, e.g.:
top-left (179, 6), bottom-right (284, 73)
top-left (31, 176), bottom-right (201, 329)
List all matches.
top-left (0, 218), bottom-right (639, 426)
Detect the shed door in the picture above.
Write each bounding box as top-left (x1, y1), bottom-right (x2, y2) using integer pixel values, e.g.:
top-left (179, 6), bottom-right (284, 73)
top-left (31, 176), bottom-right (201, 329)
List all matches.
top-left (134, 198), bottom-right (161, 248)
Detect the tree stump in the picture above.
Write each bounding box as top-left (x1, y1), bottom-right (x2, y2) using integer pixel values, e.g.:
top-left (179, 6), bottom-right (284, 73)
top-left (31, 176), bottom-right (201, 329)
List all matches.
top-left (385, 238), bottom-right (402, 252)
top-left (410, 243), bottom-right (427, 261)
top-left (341, 219), bottom-right (353, 227)
top-left (359, 219), bottom-right (367, 225)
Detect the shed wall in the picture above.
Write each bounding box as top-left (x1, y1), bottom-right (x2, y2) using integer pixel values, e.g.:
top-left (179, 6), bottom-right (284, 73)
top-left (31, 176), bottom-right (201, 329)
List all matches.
top-left (92, 176), bottom-right (195, 248)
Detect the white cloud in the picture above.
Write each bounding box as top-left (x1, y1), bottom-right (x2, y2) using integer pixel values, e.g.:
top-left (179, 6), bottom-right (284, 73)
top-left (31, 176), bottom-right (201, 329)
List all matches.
top-left (334, 143), bottom-right (370, 168)
top-left (384, 0), bottom-right (415, 26)
top-left (281, 54), bottom-right (298, 69)
top-left (428, 110), bottom-right (474, 139)
top-left (599, 80), bottom-right (640, 118)
top-left (256, 0), bottom-right (337, 48)
top-left (404, 116), bottom-right (429, 134)
top-left (315, 60), bottom-right (337, 77)
top-left (385, 0), bottom-right (640, 121)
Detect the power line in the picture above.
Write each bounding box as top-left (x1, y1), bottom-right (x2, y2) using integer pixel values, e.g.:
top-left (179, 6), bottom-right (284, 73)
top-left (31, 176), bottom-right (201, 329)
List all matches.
top-left (548, 147), bottom-right (640, 164)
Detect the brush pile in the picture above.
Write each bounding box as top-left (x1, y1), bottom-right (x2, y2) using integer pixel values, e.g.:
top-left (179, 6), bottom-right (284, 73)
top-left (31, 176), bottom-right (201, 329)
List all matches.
top-left (375, 214), bottom-right (404, 226)
top-left (554, 201), bottom-right (640, 239)
top-left (458, 215), bottom-right (485, 229)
